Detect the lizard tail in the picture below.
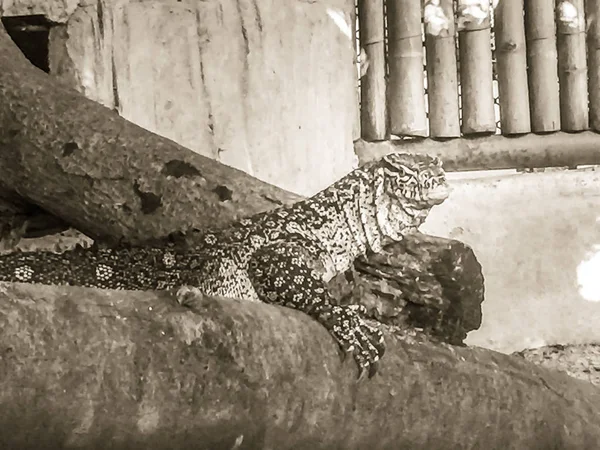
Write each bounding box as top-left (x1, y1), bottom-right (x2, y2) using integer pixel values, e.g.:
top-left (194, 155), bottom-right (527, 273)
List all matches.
top-left (0, 247), bottom-right (167, 290)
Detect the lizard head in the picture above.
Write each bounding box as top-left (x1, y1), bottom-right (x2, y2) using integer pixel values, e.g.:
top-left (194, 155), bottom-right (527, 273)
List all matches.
top-left (379, 152), bottom-right (450, 209)
top-left (370, 152), bottom-right (450, 242)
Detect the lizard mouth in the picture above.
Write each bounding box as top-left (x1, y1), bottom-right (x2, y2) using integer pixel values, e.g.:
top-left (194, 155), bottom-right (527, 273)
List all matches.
top-left (427, 183), bottom-right (451, 204)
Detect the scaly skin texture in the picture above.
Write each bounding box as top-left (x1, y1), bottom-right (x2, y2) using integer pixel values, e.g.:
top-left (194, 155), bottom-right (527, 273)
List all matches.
top-left (0, 153), bottom-right (449, 377)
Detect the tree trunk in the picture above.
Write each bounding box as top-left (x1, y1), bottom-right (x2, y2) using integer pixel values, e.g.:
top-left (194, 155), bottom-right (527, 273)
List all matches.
top-left (0, 24), bottom-right (300, 245)
top-left (0, 283), bottom-right (599, 450)
top-left (329, 231), bottom-right (485, 346)
top-left (0, 22), bottom-right (599, 450)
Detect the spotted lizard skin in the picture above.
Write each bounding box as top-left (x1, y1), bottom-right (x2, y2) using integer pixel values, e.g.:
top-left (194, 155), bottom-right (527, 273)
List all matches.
top-left (0, 153), bottom-right (449, 377)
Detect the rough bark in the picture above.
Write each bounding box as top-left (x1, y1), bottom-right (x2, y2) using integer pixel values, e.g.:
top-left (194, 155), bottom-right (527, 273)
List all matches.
top-left (0, 24), bottom-right (300, 245)
top-left (0, 283), bottom-right (599, 450)
top-left (330, 232), bottom-right (484, 345)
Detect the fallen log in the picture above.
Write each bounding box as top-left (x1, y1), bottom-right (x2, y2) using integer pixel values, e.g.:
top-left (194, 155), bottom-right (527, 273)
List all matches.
top-left (0, 283), bottom-right (598, 450)
top-left (0, 24), bottom-right (300, 244)
top-left (329, 231), bottom-right (485, 345)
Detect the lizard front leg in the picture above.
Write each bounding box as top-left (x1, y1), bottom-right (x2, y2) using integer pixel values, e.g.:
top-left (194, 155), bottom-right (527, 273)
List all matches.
top-left (246, 243), bottom-right (385, 379)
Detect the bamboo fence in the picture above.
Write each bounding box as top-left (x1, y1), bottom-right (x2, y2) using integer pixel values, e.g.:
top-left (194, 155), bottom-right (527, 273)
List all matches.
top-left (587, 0), bottom-right (600, 130)
top-left (358, 0), bottom-right (388, 140)
top-left (356, 0), bottom-right (600, 167)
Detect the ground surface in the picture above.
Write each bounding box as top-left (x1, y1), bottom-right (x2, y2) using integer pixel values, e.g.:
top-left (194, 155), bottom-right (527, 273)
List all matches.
top-left (516, 343), bottom-right (600, 386)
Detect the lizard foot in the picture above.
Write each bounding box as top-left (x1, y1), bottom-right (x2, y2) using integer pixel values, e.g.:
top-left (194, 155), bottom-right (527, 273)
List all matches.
top-left (315, 304), bottom-right (385, 379)
top-left (175, 285), bottom-right (205, 309)
top-left (246, 242), bottom-right (386, 379)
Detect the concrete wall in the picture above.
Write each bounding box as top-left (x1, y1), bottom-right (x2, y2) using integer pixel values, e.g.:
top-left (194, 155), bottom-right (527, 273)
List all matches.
top-left (422, 168), bottom-right (600, 353)
top-left (2, 0), bottom-right (359, 196)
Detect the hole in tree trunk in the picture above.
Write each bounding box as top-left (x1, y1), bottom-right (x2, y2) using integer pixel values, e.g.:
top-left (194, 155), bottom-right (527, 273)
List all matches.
top-left (2, 15), bottom-right (52, 73)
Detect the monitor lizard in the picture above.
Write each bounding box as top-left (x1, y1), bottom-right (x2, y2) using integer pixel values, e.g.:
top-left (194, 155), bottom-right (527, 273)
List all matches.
top-left (0, 152), bottom-right (450, 378)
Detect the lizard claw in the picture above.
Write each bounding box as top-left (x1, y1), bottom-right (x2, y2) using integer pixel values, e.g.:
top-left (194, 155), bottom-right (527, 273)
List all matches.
top-left (316, 304), bottom-right (385, 379)
top-left (357, 360), bottom-right (379, 382)
top-left (175, 285), bottom-right (206, 310)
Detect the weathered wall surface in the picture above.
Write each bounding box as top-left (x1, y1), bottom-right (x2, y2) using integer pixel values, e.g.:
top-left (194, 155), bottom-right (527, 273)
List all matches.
top-left (2, 0), bottom-right (358, 195)
top-left (422, 169), bottom-right (600, 353)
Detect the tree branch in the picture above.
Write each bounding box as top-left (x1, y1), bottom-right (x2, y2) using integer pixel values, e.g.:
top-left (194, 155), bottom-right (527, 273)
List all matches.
top-left (0, 284), bottom-right (598, 450)
top-left (0, 24), bottom-right (300, 244)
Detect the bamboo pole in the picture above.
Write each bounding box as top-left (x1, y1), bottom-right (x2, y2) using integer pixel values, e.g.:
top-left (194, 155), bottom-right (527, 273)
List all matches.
top-left (524, 1), bottom-right (561, 132)
top-left (355, 131), bottom-right (600, 171)
top-left (424, 0), bottom-right (460, 137)
top-left (494, 0), bottom-right (531, 134)
top-left (352, 4), bottom-right (361, 141)
top-left (457, 0), bottom-right (496, 134)
top-left (556, 0), bottom-right (589, 131)
top-left (386, 0), bottom-right (427, 137)
top-left (586, 0), bottom-right (600, 131)
top-left (358, 0), bottom-right (388, 140)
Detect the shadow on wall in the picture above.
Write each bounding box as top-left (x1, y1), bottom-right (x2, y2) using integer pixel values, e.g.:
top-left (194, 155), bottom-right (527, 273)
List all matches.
top-left (421, 167), bottom-right (600, 353)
